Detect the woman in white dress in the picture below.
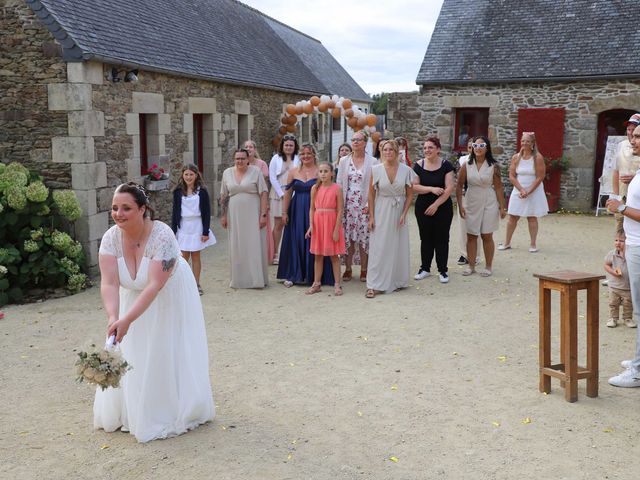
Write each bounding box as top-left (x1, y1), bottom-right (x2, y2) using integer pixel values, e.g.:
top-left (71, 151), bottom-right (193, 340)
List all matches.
top-left (499, 132), bottom-right (548, 252)
top-left (456, 136), bottom-right (507, 277)
top-left (171, 164), bottom-right (216, 295)
top-left (95, 182), bottom-right (214, 443)
top-left (221, 149), bottom-right (269, 288)
top-left (365, 139), bottom-right (416, 298)
top-left (269, 135), bottom-right (300, 264)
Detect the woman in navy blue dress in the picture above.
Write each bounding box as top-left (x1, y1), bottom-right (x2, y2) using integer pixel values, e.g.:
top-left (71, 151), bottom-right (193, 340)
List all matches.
top-left (277, 144), bottom-right (334, 287)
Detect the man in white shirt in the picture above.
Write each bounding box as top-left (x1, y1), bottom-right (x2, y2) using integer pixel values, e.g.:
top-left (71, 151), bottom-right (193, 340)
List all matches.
top-left (607, 124), bottom-right (640, 387)
top-left (612, 113), bottom-right (640, 230)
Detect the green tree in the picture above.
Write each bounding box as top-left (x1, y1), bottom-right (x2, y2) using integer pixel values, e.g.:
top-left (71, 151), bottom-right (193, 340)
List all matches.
top-left (370, 92), bottom-right (388, 115)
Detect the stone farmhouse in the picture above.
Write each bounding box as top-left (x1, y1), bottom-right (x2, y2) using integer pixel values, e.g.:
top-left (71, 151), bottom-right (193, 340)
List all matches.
top-left (1, 0), bottom-right (370, 269)
top-left (388, 0), bottom-right (640, 211)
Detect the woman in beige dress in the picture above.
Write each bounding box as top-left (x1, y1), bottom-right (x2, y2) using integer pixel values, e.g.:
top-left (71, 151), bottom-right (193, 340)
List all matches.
top-left (221, 149), bottom-right (269, 288)
top-left (244, 139), bottom-right (276, 264)
top-left (456, 136), bottom-right (506, 277)
top-left (365, 140), bottom-right (416, 297)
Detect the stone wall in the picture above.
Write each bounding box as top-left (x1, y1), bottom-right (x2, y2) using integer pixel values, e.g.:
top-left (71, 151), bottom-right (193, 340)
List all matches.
top-left (388, 80), bottom-right (640, 211)
top-left (0, 0), bottom-right (69, 186)
top-left (2, 2), bottom-right (330, 270)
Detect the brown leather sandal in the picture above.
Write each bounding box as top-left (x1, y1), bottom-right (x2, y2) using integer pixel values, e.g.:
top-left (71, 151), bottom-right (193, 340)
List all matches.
top-left (359, 270), bottom-right (367, 282)
top-left (334, 284), bottom-right (343, 296)
top-left (305, 282), bottom-right (322, 295)
top-left (342, 269), bottom-right (352, 282)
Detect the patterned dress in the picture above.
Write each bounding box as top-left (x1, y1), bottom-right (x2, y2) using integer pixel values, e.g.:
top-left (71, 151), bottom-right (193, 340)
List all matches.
top-left (343, 162), bottom-right (369, 262)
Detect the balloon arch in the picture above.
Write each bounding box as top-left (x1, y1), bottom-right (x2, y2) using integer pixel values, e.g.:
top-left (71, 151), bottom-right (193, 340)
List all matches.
top-left (272, 94), bottom-right (380, 148)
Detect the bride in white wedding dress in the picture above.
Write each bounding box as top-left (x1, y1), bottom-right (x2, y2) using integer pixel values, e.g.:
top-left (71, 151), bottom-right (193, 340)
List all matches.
top-left (93, 182), bottom-right (214, 443)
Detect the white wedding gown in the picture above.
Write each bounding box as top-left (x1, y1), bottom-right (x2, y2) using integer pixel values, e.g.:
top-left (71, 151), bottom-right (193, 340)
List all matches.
top-left (94, 221), bottom-right (214, 443)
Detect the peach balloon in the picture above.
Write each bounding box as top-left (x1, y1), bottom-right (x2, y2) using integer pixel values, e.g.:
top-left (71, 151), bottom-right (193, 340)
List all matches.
top-left (273, 135), bottom-right (282, 147)
top-left (318, 102), bottom-right (328, 112)
top-left (342, 99), bottom-right (353, 109)
top-left (347, 117), bottom-right (358, 129)
top-left (285, 104), bottom-right (296, 115)
top-left (278, 125), bottom-right (287, 135)
top-left (286, 124), bottom-right (297, 133)
top-left (366, 114), bottom-right (377, 127)
top-left (294, 104), bottom-right (303, 115)
top-left (303, 102), bottom-right (314, 114)
top-left (372, 132), bottom-right (382, 142)
top-left (310, 96), bottom-right (321, 106)
top-left (357, 116), bottom-right (367, 128)
top-left (331, 107), bottom-right (341, 119)
top-left (344, 108), bottom-right (354, 118)
top-left (327, 100), bottom-right (336, 108)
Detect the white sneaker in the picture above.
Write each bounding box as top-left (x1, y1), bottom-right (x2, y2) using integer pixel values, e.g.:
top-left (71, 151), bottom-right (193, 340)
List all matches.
top-left (414, 269), bottom-right (430, 280)
top-left (625, 319), bottom-right (638, 328)
top-left (439, 273), bottom-right (449, 284)
top-left (606, 318), bottom-right (617, 328)
top-left (621, 360), bottom-right (634, 369)
top-left (608, 368), bottom-right (640, 388)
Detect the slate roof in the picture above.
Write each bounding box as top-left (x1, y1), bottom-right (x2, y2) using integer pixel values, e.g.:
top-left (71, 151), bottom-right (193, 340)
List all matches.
top-left (26, 0), bottom-right (369, 100)
top-left (264, 17), bottom-right (369, 102)
top-left (417, 0), bottom-right (640, 85)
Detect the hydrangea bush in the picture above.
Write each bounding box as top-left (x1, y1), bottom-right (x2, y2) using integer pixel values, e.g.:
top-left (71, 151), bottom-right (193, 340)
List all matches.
top-left (0, 161), bottom-right (87, 306)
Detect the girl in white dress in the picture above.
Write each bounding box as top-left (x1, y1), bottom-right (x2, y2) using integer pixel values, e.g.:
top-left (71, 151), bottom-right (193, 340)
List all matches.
top-left (171, 164), bottom-right (216, 295)
top-left (499, 132), bottom-right (548, 252)
top-left (95, 182), bottom-right (214, 443)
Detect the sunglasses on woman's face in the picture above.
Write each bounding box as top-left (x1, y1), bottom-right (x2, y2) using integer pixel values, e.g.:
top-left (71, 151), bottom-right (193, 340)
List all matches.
top-left (472, 143), bottom-right (487, 148)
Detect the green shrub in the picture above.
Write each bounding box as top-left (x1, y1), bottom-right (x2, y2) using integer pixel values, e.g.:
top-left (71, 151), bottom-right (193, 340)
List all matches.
top-left (0, 162), bottom-right (87, 306)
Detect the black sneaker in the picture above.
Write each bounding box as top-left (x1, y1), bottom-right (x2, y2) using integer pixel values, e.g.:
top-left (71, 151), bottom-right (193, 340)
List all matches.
top-left (457, 256), bottom-right (468, 265)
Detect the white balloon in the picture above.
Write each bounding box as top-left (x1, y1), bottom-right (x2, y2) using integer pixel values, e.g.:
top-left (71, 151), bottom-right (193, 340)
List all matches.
top-left (320, 95), bottom-right (330, 102)
top-left (370, 126), bottom-right (377, 133)
top-left (331, 94), bottom-right (339, 102)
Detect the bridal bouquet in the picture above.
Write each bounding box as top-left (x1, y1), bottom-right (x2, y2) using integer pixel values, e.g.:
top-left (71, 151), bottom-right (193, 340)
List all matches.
top-left (75, 335), bottom-right (132, 390)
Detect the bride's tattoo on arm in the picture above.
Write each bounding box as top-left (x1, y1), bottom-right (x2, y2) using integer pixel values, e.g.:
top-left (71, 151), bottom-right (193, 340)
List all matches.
top-left (162, 257), bottom-right (176, 272)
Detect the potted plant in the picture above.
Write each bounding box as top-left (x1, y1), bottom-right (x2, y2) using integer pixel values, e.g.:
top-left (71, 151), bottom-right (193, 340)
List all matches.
top-left (144, 163), bottom-right (170, 191)
top-left (543, 156), bottom-right (569, 213)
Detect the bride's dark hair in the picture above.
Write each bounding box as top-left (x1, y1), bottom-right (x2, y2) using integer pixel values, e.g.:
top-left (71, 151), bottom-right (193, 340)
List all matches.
top-left (114, 182), bottom-right (156, 219)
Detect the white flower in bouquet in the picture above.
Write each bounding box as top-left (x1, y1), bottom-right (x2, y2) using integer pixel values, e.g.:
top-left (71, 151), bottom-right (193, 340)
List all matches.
top-left (75, 336), bottom-right (132, 390)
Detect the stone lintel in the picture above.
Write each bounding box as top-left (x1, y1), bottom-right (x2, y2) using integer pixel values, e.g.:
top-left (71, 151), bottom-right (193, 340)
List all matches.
top-left (132, 92), bottom-right (164, 114)
top-left (234, 99), bottom-right (250, 115)
top-left (189, 97), bottom-right (217, 114)
top-left (442, 95), bottom-right (499, 108)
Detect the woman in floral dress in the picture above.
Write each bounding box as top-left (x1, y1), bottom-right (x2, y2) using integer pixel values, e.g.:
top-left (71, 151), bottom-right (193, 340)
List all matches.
top-left (336, 131), bottom-right (378, 282)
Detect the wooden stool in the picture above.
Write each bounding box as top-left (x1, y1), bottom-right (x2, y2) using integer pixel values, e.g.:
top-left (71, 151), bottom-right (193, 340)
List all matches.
top-left (533, 270), bottom-right (605, 402)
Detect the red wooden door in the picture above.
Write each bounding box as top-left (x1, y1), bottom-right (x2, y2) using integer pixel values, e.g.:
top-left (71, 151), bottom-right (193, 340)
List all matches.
top-left (517, 108), bottom-right (566, 211)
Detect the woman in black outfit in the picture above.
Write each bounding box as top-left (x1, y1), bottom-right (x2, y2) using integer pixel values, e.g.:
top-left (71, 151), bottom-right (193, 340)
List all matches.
top-left (412, 136), bottom-right (455, 283)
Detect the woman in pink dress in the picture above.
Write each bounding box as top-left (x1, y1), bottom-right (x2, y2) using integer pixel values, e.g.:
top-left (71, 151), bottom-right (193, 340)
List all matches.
top-left (244, 140), bottom-right (275, 264)
top-left (306, 162), bottom-right (346, 296)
